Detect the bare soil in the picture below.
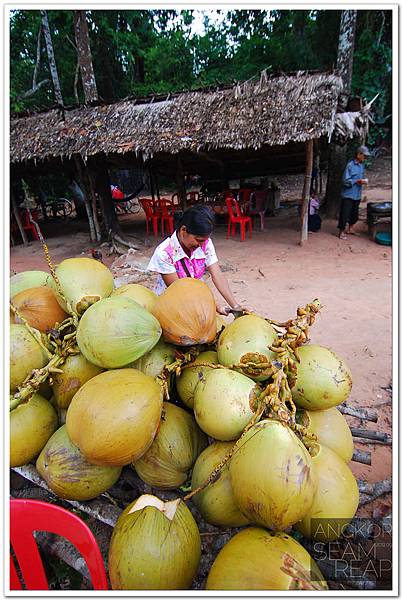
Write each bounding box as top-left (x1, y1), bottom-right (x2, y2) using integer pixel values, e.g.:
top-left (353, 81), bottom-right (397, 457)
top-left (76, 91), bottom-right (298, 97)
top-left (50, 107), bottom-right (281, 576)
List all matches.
top-left (10, 155), bottom-right (393, 518)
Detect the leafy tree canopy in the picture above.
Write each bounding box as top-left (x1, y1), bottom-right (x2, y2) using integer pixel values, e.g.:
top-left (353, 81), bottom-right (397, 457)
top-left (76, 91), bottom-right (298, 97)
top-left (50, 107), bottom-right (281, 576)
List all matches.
top-left (10, 8), bottom-right (392, 133)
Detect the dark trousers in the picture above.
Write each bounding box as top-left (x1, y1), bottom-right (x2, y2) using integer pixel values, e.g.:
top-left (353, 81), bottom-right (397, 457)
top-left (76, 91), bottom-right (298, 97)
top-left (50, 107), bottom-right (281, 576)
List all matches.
top-left (338, 197), bottom-right (360, 231)
top-left (308, 213), bottom-right (322, 232)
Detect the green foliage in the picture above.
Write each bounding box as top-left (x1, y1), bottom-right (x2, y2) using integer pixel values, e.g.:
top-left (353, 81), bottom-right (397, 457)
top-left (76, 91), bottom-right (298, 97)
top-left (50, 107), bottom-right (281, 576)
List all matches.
top-left (10, 7), bottom-right (392, 127)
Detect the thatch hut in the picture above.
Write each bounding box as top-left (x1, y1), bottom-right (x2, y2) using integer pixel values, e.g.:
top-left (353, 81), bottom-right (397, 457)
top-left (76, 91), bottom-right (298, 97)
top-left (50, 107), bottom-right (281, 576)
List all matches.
top-left (10, 70), bottom-right (345, 243)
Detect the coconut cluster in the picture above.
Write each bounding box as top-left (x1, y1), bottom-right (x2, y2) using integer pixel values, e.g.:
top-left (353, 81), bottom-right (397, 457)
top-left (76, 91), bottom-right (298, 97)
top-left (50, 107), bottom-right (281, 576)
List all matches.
top-left (9, 258), bottom-right (359, 591)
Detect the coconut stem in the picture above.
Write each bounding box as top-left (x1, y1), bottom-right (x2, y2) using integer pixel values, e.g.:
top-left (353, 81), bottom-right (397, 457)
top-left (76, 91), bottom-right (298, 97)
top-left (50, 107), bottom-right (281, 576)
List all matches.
top-left (10, 327), bottom-right (79, 411)
top-left (38, 234), bottom-right (77, 320)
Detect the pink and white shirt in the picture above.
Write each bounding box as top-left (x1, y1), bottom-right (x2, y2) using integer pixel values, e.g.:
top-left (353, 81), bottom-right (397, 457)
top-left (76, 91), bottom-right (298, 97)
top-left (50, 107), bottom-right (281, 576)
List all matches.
top-left (147, 231), bottom-right (218, 295)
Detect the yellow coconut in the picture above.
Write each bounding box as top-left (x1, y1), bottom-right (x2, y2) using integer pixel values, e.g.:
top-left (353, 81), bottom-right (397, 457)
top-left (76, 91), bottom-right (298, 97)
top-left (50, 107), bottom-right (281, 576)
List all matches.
top-left (295, 443), bottom-right (359, 542)
top-left (10, 324), bottom-right (49, 392)
top-left (134, 402), bottom-right (207, 489)
top-left (55, 256), bottom-right (114, 314)
top-left (299, 407), bottom-right (354, 462)
top-left (10, 393), bottom-right (58, 467)
top-left (229, 419), bottom-right (317, 530)
top-left (52, 352), bottom-right (104, 409)
top-left (191, 441), bottom-right (250, 527)
top-left (36, 425), bottom-right (122, 500)
top-left (217, 314), bottom-right (277, 381)
top-left (193, 367), bottom-right (259, 441)
top-left (108, 494), bottom-right (201, 589)
top-left (176, 350), bottom-right (218, 409)
top-left (66, 369), bottom-right (163, 466)
top-left (112, 283), bottom-right (157, 313)
top-left (206, 528), bottom-right (327, 590)
top-left (292, 345), bottom-right (353, 410)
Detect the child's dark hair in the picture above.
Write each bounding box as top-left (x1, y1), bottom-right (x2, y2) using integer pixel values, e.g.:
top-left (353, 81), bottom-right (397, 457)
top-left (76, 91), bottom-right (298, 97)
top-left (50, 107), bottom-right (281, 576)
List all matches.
top-left (176, 204), bottom-right (215, 236)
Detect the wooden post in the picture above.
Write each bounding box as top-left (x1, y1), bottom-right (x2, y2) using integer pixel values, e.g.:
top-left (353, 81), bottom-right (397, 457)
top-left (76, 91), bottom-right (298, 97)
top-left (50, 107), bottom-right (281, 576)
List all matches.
top-left (149, 167), bottom-right (155, 202)
top-left (300, 139), bottom-right (314, 245)
top-left (11, 185), bottom-right (28, 246)
top-left (151, 167), bottom-right (160, 201)
top-left (176, 155), bottom-right (187, 209)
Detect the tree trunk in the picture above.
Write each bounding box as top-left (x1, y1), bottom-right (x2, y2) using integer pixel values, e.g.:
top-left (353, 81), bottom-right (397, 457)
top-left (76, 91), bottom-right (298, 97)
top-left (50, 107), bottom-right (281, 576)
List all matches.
top-left (73, 10), bottom-right (98, 104)
top-left (73, 156), bottom-right (97, 242)
top-left (324, 10), bottom-right (357, 218)
top-left (11, 185), bottom-right (28, 246)
top-left (300, 140), bottom-right (314, 245)
top-left (40, 11), bottom-right (64, 106)
top-left (87, 156), bottom-right (119, 237)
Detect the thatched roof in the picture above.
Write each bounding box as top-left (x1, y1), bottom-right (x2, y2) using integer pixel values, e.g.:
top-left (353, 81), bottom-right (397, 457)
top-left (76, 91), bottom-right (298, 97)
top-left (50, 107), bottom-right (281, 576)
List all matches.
top-left (10, 71), bottom-right (343, 166)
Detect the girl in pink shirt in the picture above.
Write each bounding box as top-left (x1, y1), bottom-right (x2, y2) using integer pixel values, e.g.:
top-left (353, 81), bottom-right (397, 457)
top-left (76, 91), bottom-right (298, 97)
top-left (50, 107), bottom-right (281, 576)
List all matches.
top-left (148, 205), bottom-right (245, 315)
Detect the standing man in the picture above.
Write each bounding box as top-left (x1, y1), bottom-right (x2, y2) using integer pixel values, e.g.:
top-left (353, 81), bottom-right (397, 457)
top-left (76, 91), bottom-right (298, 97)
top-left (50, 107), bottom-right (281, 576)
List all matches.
top-left (338, 145), bottom-right (370, 239)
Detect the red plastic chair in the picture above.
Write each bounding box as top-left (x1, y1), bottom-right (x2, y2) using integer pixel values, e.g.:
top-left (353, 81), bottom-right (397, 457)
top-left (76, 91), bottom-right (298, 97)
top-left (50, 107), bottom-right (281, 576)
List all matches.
top-left (238, 188), bottom-right (254, 214)
top-left (225, 197), bottom-right (252, 242)
top-left (19, 209), bottom-right (40, 241)
top-left (139, 198), bottom-right (159, 236)
top-left (171, 192), bottom-right (182, 208)
top-left (157, 198), bottom-right (175, 236)
top-left (186, 191), bottom-right (199, 206)
top-left (10, 498), bottom-right (108, 590)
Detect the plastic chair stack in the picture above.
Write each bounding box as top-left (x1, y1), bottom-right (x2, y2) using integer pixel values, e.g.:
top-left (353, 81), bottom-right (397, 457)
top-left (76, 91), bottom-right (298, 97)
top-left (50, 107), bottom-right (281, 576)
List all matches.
top-left (225, 197), bottom-right (252, 242)
top-left (9, 498), bottom-right (108, 590)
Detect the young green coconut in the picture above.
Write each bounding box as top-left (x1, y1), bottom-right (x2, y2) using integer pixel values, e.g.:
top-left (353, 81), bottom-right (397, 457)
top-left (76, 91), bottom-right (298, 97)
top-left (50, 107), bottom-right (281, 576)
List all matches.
top-left (217, 314), bottom-right (277, 381)
top-left (66, 369), bottom-right (163, 466)
top-left (131, 338), bottom-right (176, 379)
top-left (36, 425), bottom-right (122, 501)
top-left (297, 407), bottom-right (354, 462)
top-left (54, 256), bottom-right (114, 315)
top-left (10, 270), bottom-right (53, 298)
top-left (10, 393), bottom-right (58, 467)
top-left (108, 494), bottom-right (201, 589)
top-left (193, 367), bottom-right (260, 441)
top-left (176, 350), bottom-right (219, 409)
top-left (291, 344), bottom-right (353, 410)
top-left (206, 527), bottom-right (327, 590)
top-left (76, 296), bottom-right (162, 368)
top-left (294, 443), bottom-right (359, 542)
top-left (229, 419), bottom-right (317, 531)
top-left (191, 441), bottom-right (250, 528)
top-left (133, 402), bottom-right (207, 489)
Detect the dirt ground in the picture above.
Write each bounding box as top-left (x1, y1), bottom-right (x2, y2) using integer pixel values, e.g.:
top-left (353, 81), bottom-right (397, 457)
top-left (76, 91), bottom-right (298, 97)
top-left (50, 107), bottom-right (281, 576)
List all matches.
top-left (10, 156), bottom-right (393, 518)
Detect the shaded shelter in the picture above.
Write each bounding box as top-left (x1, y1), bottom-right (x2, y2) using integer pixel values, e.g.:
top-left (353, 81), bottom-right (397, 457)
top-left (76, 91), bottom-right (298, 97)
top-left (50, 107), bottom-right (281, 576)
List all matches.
top-left (10, 70), bottom-right (348, 244)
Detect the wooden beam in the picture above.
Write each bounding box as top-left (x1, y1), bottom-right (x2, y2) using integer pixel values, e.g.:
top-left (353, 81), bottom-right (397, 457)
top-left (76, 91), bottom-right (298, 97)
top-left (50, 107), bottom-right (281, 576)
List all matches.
top-left (299, 139), bottom-right (314, 245)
